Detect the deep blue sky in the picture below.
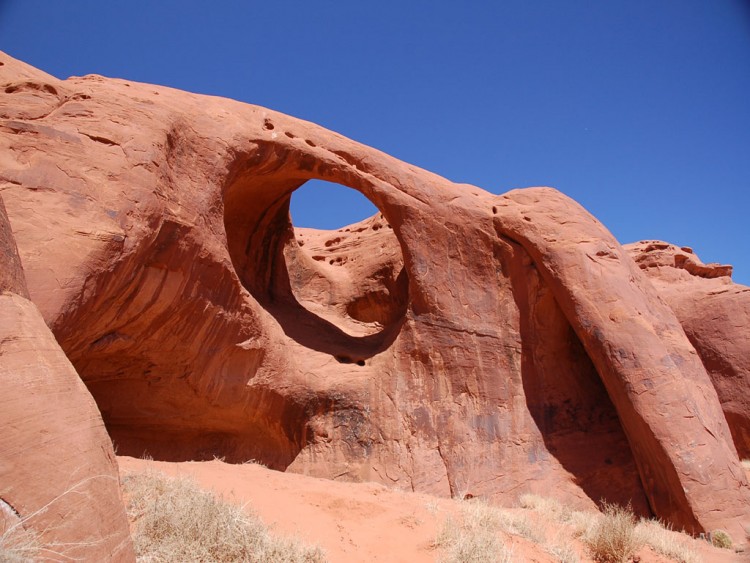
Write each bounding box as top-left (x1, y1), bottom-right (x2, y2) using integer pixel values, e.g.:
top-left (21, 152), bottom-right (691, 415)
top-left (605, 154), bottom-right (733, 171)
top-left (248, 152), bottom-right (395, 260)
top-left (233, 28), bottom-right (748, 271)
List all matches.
top-left (1, 1), bottom-right (748, 284)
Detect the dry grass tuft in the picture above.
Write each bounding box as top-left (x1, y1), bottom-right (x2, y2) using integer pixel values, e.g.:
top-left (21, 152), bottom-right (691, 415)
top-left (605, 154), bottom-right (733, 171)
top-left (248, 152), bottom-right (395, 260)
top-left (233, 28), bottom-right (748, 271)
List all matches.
top-left (519, 494), bottom-right (572, 523)
top-left (520, 496), bottom-right (701, 562)
top-left (437, 495), bottom-right (580, 562)
top-left (634, 519), bottom-right (700, 563)
top-left (440, 493), bottom-right (710, 563)
top-left (581, 502), bottom-right (641, 563)
top-left (436, 500), bottom-right (514, 563)
top-left (710, 529), bottom-right (732, 549)
top-left (543, 527), bottom-right (580, 563)
top-left (494, 509), bottom-right (544, 545)
top-left (0, 522), bottom-right (41, 563)
top-left (569, 509), bottom-right (600, 539)
top-left (123, 470), bottom-right (326, 563)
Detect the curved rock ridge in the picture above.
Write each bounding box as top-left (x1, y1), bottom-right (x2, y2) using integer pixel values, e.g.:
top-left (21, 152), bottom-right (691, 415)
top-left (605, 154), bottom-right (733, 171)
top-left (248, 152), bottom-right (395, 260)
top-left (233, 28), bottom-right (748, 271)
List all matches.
top-left (626, 241), bottom-right (750, 460)
top-left (1, 50), bottom-right (748, 540)
top-left (491, 193), bottom-right (749, 535)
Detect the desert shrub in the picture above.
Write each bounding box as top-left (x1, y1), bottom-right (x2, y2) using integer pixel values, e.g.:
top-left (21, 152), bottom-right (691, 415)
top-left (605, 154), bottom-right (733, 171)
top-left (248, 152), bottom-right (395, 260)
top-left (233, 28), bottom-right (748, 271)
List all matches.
top-left (443, 494), bottom-right (707, 563)
top-left (711, 529), bottom-right (732, 549)
top-left (0, 523), bottom-right (40, 563)
top-left (634, 519), bottom-right (700, 563)
top-left (122, 471), bottom-right (326, 563)
top-left (546, 536), bottom-right (580, 563)
top-left (519, 494), bottom-right (573, 524)
top-left (583, 502), bottom-right (641, 563)
top-left (518, 494), bottom-right (705, 563)
top-left (436, 500), bottom-right (513, 563)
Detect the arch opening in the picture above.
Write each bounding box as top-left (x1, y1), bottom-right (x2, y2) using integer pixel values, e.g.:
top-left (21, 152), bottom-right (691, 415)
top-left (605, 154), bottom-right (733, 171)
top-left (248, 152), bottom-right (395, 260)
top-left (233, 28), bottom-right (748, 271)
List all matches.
top-left (290, 179), bottom-right (379, 230)
top-left (223, 172), bottom-right (408, 360)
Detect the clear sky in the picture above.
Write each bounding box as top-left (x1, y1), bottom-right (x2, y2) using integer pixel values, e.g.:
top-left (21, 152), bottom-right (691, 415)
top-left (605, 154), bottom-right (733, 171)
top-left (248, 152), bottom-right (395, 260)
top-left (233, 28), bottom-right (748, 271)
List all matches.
top-left (1, 1), bottom-right (748, 284)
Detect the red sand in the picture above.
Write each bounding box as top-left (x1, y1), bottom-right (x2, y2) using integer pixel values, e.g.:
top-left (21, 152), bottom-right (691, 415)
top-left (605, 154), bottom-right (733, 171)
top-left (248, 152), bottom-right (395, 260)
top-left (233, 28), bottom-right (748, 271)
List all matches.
top-left (118, 456), bottom-right (743, 562)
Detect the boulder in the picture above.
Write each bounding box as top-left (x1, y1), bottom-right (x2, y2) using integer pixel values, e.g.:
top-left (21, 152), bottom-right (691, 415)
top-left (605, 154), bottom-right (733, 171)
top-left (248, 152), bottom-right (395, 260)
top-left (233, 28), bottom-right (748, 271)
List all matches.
top-left (0, 193), bottom-right (133, 560)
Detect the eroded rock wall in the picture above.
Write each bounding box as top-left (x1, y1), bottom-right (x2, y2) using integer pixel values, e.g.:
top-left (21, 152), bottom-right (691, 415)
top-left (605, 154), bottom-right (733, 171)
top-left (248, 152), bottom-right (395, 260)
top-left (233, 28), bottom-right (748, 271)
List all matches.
top-left (492, 190), bottom-right (749, 535)
top-left (627, 241), bottom-right (750, 458)
top-left (1, 50), bottom-right (748, 539)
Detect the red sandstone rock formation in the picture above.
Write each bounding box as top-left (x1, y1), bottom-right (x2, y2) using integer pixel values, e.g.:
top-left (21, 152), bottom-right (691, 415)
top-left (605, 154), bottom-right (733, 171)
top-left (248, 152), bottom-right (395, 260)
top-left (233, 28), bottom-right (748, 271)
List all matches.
top-left (0, 195), bottom-right (133, 560)
top-left (1, 50), bottom-right (748, 542)
top-left (492, 191), bottom-right (749, 536)
top-left (0, 197), bottom-right (28, 298)
top-left (626, 241), bottom-right (750, 459)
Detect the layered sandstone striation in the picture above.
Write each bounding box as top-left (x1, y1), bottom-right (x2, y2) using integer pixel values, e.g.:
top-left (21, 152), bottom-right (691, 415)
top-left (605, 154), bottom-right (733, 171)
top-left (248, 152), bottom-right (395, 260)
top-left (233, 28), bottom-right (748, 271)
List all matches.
top-left (0, 196), bottom-right (27, 297)
top-left (1, 49), bottom-right (748, 543)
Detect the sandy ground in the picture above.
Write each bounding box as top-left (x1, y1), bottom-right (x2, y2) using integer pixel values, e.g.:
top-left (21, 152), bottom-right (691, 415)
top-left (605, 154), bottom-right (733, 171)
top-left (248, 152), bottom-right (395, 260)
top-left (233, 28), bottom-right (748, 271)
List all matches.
top-left (118, 456), bottom-right (745, 562)
top-left (118, 456), bottom-right (456, 561)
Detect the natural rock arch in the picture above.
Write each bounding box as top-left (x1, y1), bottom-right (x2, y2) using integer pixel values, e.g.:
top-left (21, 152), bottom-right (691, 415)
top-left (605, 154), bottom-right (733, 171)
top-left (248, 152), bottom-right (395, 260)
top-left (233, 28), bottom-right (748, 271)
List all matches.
top-left (1, 51), bottom-right (748, 543)
top-left (223, 172), bottom-right (408, 362)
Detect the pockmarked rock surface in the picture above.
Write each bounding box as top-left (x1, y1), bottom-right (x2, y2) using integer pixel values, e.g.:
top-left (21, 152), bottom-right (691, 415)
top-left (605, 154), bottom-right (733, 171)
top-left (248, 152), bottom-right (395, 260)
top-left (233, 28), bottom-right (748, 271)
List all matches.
top-left (1, 51), bottom-right (748, 540)
top-left (0, 193), bottom-right (134, 560)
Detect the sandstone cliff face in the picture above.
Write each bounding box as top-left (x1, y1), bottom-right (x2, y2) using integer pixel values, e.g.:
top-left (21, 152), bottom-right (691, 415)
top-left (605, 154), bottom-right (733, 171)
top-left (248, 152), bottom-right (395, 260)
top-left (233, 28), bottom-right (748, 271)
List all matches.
top-left (1, 50), bottom-right (748, 541)
top-left (626, 241), bottom-right (750, 459)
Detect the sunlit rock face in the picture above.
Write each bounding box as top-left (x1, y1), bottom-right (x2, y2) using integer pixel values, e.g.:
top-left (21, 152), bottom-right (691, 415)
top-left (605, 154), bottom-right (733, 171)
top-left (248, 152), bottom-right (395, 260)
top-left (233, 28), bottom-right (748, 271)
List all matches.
top-left (1, 193), bottom-right (133, 560)
top-left (625, 241), bottom-right (750, 458)
top-left (1, 51), bottom-right (749, 541)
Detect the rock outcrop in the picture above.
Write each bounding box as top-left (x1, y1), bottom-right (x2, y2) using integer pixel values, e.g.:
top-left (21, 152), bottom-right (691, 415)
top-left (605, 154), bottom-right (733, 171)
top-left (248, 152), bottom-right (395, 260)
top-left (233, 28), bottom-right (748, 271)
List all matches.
top-left (492, 192), bottom-right (749, 535)
top-left (626, 241), bottom-right (750, 459)
top-left (0, 194), bottom-right (133, 560)
top-left (1, 50), bottom-right (748, 542)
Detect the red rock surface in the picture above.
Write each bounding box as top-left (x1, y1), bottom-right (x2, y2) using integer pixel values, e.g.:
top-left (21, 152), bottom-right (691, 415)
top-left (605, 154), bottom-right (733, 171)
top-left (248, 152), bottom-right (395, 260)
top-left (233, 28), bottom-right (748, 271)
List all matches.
top-left (492, 190), bottom-right (750, 537)
top-left (1, 50), bottom-right (748, 542)
top-left (626, 241), bottom-right (750, 458)
top-left (0, 195), bottom-right (133, 560)
top-left (0, 196), bottom-right (28, 297)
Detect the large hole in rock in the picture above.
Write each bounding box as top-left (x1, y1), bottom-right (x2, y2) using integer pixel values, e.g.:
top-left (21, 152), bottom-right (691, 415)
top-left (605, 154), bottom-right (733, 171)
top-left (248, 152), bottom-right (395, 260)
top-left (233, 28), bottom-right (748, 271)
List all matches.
top-left (288, 180), bottom-right (408, 336)
top-left (224, 174), bottom-right (408, 359)
top-left (290, 179), bottom-right (379, 230)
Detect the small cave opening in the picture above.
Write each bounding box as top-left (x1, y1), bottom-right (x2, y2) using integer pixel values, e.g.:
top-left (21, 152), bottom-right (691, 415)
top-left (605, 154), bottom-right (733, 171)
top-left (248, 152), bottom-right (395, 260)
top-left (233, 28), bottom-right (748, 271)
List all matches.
top-left (224, 173), bottom-right (409, 358)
